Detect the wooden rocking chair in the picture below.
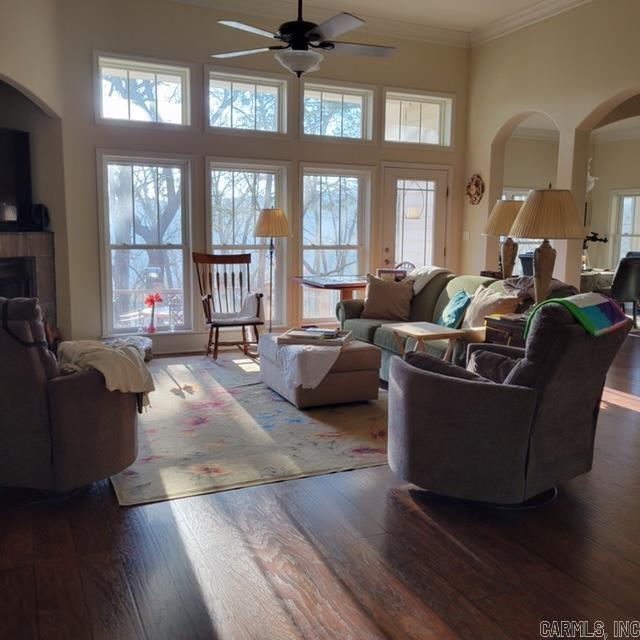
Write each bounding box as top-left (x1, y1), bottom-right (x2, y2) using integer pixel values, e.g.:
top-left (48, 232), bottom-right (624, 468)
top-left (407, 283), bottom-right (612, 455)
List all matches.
top-left (192, 252), bottom-right (264, 359)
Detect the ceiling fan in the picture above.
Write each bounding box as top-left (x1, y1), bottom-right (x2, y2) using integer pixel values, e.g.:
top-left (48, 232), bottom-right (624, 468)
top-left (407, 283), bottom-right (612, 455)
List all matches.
top-left (211, 0), bottom-right (395, 77)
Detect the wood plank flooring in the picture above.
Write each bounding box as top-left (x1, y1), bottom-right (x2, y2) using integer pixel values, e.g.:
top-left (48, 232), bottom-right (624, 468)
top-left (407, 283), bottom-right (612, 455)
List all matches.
top-left (1, 334), bottom-right (639, 640)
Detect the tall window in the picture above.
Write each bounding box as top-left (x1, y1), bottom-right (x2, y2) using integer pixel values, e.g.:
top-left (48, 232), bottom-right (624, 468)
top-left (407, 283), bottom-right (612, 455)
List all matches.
top-left (102, 157), bottom-right (190, 334)
top-left (208, 71), bottom-right (287, 133)
top-left (615, 192), bottom-right (640, 260)
top-left (384, 90), bottom-right (453, 146)
top-left (98, 56), bottom-right (190, 125)
top-left (302, 170), bottom-right (367, 320)
top-left (209, 162), bottom-right (287, 325)
top-left (303, 83), bottom-right (372, 139)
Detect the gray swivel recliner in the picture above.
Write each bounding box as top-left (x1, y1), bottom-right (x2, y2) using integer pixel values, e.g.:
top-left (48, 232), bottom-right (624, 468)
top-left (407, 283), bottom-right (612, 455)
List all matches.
top-left (387, 303), bottom-right (631, 505)
top-left (0, 297), bottom-right (138, 492)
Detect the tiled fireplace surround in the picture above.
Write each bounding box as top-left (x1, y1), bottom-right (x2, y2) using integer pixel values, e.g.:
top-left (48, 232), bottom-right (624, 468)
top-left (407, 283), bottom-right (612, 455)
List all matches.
top-left (0, 232), bottom-right (56, 325)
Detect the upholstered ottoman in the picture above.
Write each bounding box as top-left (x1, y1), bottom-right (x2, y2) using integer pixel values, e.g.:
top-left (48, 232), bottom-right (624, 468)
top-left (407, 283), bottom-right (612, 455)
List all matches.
top-left (259, 335), bottom-right (381, 409)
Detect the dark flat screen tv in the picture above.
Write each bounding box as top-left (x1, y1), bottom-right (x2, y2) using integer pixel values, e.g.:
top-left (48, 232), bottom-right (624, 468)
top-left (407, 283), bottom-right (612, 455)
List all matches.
top-left (0, 128), bottom-right (32, 231)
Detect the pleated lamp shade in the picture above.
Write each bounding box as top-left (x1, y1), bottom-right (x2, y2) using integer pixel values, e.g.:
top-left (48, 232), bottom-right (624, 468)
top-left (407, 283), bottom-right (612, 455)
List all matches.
top-left (509, 189), bottom-right (584, 239)
top-left (254, 208), bottom-right (291, 238)
top-left (483, 200), bottom-right (523, 236)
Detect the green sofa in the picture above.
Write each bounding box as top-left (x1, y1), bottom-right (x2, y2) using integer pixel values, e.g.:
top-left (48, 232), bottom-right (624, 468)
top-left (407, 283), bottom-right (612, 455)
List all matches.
top-left (336, 272), bottom-right (500, 380)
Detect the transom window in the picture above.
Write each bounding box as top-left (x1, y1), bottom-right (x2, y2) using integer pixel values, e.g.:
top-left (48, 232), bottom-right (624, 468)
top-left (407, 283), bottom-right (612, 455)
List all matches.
top-left (384, 90), bottom-right (453, 146)
top-left (209, 162), bottom-right (287, 325)
top-left (98, 56), bottom-right (190, 125)
top-left (102, 156), bottom-right (190, 334)
top-left (208, 71), bottom-right (287, 133)
top-left (303, 83), bottom-right (372, 139)
top-left (302, 170), bottom-right (367, 321)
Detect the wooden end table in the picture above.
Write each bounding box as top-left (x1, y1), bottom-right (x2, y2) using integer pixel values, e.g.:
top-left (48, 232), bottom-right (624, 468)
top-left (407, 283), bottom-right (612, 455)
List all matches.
top-left (383, 321), bottom-right (467, 362)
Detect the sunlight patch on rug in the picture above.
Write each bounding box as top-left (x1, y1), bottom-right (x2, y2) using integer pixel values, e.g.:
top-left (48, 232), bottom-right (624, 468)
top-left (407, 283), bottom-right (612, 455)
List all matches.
top-left (111, 353), bottom-right (387, 505)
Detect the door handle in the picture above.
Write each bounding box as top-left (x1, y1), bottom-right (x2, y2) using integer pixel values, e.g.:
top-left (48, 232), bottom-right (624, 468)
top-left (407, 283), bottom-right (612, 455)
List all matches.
top-left (383, 258), bottom-right (391, 265)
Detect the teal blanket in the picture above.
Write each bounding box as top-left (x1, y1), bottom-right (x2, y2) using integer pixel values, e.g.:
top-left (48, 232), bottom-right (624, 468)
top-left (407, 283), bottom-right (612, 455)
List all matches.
top-left (524, 293), bottom-right (628, 338)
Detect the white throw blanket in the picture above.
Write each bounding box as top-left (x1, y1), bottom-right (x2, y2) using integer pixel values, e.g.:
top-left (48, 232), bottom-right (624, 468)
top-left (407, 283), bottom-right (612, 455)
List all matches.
top-left (58, 340), bottom-right (155, 406)
top-left (258, 335), bottom-right (342, 390)
top-left (408, 266), bottom-right (450, 295)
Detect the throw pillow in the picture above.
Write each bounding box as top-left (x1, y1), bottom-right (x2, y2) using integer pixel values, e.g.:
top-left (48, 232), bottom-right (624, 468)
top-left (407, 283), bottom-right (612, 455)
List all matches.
top-left (435, 290), bottom-right (471, 328)
top-left (405, 351), bottom-right (492, 382)
top-left (466, 349), bottom-right (521, 383)
top-left (361, 274), bottom-right (414, 321)
top-left (461, 286), bottom-right (522, 329)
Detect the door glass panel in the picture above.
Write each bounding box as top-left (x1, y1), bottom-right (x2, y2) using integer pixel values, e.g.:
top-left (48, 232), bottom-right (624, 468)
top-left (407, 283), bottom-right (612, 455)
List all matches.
top-left (394, 179), bottom-right (435, 267)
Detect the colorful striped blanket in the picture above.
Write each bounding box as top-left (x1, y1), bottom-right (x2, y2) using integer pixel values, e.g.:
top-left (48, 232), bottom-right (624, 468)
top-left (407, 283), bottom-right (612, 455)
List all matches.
top-left (524, 293), bottom-right (628, 338)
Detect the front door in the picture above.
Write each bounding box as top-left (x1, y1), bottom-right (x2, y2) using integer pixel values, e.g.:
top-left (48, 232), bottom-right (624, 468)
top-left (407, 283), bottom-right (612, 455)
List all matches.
top-left (381, 167), bottom-right (448, 269)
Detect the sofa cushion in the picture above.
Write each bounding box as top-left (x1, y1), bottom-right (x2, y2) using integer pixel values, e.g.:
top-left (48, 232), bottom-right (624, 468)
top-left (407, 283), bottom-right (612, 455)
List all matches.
top-left (409, 271), bottom-right (454, 321)
top-left (362, 274), bottom-right (414, 321)
top-left (344, 318), bottom-right (394, 343)
top-left (405, 351), bottom-right (491, 382)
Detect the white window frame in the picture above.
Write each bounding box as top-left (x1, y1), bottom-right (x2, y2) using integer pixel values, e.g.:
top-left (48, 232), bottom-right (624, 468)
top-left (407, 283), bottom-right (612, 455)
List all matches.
top-left (97, 150), bottom-right (193, 337)
top-left (206, 158), bottom-right (290, 328)
top-left (206, 66), bottom-right (289, 137)
top-left (300, 164), bottom-right (372, 323)
top-left (300, 79), bottom-right (375, 142)
top-left (610, 189), bottom-right (640, 264)
top-left (95, 52), bottom-right (192, 128)
top-left (383, 88), bottom-right (454, 149)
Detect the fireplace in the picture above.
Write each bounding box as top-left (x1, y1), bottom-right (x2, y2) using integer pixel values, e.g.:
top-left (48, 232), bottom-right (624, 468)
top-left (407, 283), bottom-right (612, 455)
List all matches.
top-left (0, 256), bottom-right (36, 298)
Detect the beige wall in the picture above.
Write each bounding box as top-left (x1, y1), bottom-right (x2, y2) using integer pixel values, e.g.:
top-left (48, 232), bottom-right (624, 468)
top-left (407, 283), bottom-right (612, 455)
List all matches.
top-left (503, 135), bottom-right (559, 192)
top-left (588, 136), bottom-right (640, 267)
top-left (463, 0), bottom-right (640, 284)
top-left (55, 0), bottom-right (469, 347)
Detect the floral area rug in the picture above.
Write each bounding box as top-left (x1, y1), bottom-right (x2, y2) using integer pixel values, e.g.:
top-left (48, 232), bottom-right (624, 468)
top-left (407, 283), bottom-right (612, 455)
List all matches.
top-left (111, 353), bottom-right (388, 505)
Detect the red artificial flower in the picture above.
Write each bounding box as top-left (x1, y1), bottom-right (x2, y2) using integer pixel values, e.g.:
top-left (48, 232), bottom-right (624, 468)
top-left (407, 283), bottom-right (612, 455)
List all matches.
top-left (144, 293), bottom-right (163, 307)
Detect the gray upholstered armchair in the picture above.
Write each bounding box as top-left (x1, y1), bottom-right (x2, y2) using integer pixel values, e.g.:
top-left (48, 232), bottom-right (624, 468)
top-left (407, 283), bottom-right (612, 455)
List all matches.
top-left (0, 297), bottom-right (138, 492)
top-left (388, 303), bottom-right (631, 505)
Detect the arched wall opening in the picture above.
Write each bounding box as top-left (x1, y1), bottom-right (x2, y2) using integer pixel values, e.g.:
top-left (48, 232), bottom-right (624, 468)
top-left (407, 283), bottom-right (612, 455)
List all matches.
top-left (486, 112), bottom-right (560, 273)
top-left (0, 78), bottom-right (70, 335)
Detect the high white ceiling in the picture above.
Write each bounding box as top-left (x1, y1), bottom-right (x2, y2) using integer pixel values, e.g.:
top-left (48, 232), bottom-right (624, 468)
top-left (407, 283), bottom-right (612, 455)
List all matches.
top-left (174, 0), bottom-right (592, 46)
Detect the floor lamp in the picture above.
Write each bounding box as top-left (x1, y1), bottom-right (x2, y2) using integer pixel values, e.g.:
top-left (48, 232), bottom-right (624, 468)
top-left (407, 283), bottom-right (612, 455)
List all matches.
top-left (483, 200), bottom-right (523, 279)
top-left (509, 189), bottom-right (585, 303)
top-left (254, 207), bottom-right (291, 333)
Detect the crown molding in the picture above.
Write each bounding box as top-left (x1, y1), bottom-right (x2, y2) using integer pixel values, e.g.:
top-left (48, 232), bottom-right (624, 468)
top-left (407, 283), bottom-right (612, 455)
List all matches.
top-left (470, 0), bottom-right (593, 47)
top-left (170, 0), bottom-right (470, 47)
top-left (171, 0), bottom-right (591, 49)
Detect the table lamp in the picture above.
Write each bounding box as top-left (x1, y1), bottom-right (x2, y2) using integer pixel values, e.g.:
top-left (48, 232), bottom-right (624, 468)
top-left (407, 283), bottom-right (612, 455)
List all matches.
top-left (254, 207), bottom-right (291, 332)
top-left (483, 200), bottom-right (523, 278)
top-left (509, 189), bottom-right (585, 303)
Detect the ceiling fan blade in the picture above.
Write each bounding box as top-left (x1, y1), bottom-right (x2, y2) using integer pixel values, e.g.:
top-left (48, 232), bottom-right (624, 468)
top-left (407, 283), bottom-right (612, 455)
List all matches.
top-left (218, 20), bottom-right (276, 40)
top-left (211, 47), bottom-right (271, 59)
top-left (328, 41), bottom-right (396, 58)
top-left (307, 13), bottom-right (364, 41)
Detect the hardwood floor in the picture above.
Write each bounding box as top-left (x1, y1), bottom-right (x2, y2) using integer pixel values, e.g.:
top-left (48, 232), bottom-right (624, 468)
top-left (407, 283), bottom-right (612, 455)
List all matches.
top-left (1, 334), bottom-right (639, 640)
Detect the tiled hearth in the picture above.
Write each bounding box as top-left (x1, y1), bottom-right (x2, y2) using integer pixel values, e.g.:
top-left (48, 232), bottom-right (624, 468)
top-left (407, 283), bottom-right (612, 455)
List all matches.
top-left (0, 232), bottom-right (56, 324)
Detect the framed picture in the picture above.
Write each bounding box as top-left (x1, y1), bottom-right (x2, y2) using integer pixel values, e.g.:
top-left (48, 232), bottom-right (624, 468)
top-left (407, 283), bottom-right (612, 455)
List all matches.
top-left (376, 268), bottom-right (408, 282)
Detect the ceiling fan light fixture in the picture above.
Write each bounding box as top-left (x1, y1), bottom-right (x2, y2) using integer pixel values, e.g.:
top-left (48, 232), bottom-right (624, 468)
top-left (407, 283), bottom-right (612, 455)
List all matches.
top-left (275, 49), bottom-right (323, 77)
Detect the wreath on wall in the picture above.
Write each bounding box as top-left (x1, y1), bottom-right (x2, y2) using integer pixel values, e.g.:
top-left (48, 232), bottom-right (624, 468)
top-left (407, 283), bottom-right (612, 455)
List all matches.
top-left (466, 174), bottom-right (485, 205)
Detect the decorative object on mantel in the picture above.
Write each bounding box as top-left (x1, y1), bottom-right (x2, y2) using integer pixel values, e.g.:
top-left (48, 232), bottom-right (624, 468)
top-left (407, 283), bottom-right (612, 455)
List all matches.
top-left (466, 174), bottom-right (485, 204)
top-left (144, 293), bottom-right (162, 334)
top-left (254, 207), bottom-right (291, 332)
top-left (211, 0), bottom-right (395, 77)
top-left (483, 199), bottom-right (523, 278)
top-left (509, 189), bottom-right (585, 303)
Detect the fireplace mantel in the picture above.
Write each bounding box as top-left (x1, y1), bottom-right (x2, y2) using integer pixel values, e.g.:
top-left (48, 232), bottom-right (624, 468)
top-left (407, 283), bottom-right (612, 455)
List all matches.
top-left (0, 232), bottom-right (56, 324)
